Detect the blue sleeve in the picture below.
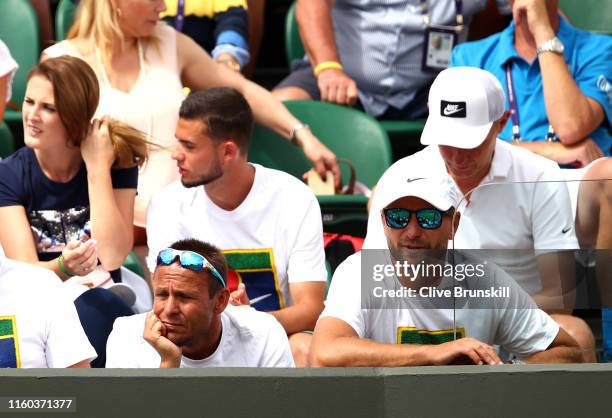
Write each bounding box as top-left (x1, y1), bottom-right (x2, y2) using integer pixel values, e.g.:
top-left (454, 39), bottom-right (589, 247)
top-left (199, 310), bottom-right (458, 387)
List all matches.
top-left (573, 34), bottom-right (612, 129)
top-left (110, 165), bottom-right (138, 189)
top-left (214, 6), bottom-right (248, 46)
top-left (0, 157), bottom-right (26, 207)
top-left (213, 6), bottom-right (249, 67)
top-left (450, 43), bottom-right (470, 67)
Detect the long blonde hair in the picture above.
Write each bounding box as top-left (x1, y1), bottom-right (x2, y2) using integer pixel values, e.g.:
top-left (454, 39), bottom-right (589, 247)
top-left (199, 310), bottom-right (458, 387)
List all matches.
top-left (67, 0), bottom-right (159, 64)
top-left (29, 55), bottom-right (150, 168)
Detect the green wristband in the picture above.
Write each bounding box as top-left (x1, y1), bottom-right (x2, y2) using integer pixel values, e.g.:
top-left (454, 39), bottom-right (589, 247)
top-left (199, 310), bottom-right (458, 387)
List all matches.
top-left (58, 255), bottom-right (75, 277)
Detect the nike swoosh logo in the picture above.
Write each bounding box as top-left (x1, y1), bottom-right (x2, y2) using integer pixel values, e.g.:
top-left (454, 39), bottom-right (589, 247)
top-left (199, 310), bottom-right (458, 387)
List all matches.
top-left (406, 177), bottom-right (425, 183)
top-left (249, 293), bottom-right (272, 306)
top-left (562, 226), bottom-right (572, 234)
top-left (443, 107), bottom-right (464, 116)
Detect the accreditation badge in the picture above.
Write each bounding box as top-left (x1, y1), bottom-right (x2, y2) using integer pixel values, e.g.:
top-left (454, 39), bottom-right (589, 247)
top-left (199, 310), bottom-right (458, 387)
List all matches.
top-left (421, 26), bottom-right (456, 72)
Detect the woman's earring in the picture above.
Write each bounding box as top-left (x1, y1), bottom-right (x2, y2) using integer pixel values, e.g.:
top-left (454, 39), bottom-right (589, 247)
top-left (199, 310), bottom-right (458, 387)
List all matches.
top-left (116, 7), bottom-right (123, 17)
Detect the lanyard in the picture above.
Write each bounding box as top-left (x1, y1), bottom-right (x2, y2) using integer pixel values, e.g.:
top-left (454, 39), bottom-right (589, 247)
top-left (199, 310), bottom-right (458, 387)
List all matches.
top-left (419, 0), bottom-right (464, 30)
top-left (175, 0), bottom-right (185, 33)
top-left (504, 63), bottom-right (556, 142)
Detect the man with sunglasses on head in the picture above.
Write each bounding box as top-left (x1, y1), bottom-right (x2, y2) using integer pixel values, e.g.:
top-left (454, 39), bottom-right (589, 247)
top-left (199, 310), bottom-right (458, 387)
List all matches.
top-left (106, 239), bottom-right (294, 367)
top-left (310, 173), bottom-right (581, 366)
top-left (145, 88), bottom-right (327, 367)
top-left (365, 66), bottom-right (596, 361)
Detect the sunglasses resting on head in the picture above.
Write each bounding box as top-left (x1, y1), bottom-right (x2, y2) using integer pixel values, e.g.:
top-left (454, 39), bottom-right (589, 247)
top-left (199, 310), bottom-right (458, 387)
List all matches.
top-left (383, 208), bottom-right (448, 230)
top-left (156, 248), bottom-right (226, 287)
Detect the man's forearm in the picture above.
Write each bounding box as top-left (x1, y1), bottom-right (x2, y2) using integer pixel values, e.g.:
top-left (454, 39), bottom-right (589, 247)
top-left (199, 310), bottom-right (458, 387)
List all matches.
top-left (539, 52), bottom-right (602, 144)
top-left (310, 336), bottom-right (432, 367)
top-left (512, 140), bottom-right (562, 160)
top-left (296, 0), bottom-right (340, 66)
top-left (269, 303), bottom-right (322, 335)
top-left (523, 346), bottom-right (583, 363)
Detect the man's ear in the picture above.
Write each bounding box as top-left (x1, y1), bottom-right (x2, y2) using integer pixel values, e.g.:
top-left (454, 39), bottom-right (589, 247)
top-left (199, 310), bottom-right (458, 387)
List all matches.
top-left (497, 111), bottom-right (511, 133)
top-left (214, 288), bottom-right (230, 314)
top-left (220, 140), bottom-right (239, 162)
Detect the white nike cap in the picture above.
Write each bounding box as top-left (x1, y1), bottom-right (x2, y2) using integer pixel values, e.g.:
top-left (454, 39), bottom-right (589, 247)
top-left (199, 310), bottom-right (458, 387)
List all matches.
top-left (377, 163), bottom-right (460, 211)
top-left (420, 67), bottom-right (506, 149)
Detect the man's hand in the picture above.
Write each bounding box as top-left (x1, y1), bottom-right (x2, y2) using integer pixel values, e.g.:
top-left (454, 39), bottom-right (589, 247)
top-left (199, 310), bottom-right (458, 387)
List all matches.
top-left (512, 0), bottom-right (555, 43)
top-left (317, 68), bottom-right (359, 106)
top-left (553, 139), bottom-right (604, 168)
top-left (229, 283), bottom-right (251, 306)
top-left (143, 312), bottom-right (182, 368)
top-left (215, 53), bottom-right (241, 72)
top-left (429, 338), bottom-right (503, 365)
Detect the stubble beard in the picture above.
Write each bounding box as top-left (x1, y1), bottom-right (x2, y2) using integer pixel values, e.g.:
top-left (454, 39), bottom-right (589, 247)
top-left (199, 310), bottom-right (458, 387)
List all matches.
top-left (181, 164), bottom-right (224, 188)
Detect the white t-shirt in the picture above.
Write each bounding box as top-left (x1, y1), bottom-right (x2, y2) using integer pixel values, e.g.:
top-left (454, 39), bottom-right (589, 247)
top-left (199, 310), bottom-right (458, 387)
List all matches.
top-left (146, 164), bottom-right (327, 311)
top-left (365, 141), bottom-right (578, 294)
top-left (0, 39), bottom-right (18, 102)
top-left (321, 252), bottom-right (559, 358)
top-left (105, 305), bottom-right (295, 367)
top-left (0, 258), bottom-right (97, 368)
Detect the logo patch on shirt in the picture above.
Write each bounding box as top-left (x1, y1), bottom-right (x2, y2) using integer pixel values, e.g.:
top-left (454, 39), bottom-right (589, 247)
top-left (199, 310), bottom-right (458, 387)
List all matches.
top-left (0, 316), bottom-right (21, 368)
top-left (397, 326), bottom-right (465, 345)
top-left (441, 100), bottom-right (466, 118)
top-left (223, 249), bottom-right (284, 311)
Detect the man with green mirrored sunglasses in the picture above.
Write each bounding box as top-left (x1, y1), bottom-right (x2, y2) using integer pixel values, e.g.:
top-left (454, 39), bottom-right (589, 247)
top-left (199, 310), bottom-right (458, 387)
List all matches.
top-left (311, 173), bottom-right (582, 367)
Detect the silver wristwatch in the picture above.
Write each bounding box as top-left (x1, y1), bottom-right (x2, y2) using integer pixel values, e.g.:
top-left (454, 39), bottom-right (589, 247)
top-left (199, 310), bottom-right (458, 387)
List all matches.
top-left (536, 36), bottom-right (565, 56)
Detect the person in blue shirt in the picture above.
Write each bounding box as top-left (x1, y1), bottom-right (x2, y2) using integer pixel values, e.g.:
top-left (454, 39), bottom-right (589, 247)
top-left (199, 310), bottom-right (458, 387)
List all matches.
top-left (452, 0), bottom-right (612, 167)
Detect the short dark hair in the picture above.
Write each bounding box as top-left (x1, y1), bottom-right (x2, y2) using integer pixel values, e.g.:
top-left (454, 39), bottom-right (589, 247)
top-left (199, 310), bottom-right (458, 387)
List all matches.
top-left (169, 239), bottom-right (228, 297)
top-left (178, 87), bottom-right (254, 152)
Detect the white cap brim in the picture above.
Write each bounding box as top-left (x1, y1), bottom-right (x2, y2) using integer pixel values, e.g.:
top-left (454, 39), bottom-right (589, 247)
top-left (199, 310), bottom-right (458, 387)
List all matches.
top-left (420, 116), bottom-right (493, 149)
top-left (377, 177), bottom-right (458, 212)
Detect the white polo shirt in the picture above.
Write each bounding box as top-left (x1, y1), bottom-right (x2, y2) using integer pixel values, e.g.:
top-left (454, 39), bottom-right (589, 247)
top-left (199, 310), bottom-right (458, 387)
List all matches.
top-left (365, 140), bottom-right (578, 294)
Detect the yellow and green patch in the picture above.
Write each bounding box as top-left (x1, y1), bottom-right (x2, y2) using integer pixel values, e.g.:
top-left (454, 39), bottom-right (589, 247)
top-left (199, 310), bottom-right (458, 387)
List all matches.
top-left (0, 316), bottom-right (21, 368)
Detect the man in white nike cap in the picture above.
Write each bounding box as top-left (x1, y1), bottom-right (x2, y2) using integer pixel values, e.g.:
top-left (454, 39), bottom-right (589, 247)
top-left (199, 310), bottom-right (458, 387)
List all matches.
top-left (365, 66), bottom-right (596, 362)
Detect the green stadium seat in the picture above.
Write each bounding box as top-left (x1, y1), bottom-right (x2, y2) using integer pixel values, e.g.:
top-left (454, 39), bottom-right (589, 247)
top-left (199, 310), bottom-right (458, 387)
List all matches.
top-left (250, 100), bottom-right (392, 235)
top-left (0, 123), bottom-right (15, 158)
top-left (0, 0), bottom-right (40, 127)
top-left (55, 0), bottom-right (77, 41)
top-left (284, 1), bottom-right (305, 66)
top-left (123, 251), bottom-right (145, 278)
top-left (560, 0), bottom-right (612, 34)
top-left (379, 120), bottom-right (426, 137)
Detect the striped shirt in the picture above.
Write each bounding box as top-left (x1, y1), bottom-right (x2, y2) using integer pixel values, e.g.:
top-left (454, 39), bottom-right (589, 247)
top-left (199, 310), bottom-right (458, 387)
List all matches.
top-left (330, 0), bottom-right (510, 117)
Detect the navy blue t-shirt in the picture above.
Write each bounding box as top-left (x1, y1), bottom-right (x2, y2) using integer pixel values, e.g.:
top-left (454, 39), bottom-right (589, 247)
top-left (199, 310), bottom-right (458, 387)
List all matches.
top-left (0, 147), bottom-right (137, 263)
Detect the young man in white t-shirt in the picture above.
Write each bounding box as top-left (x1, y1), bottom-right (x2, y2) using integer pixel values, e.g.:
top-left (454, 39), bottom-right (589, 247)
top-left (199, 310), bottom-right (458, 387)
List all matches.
top-left (366, 67), bottom-right (596, 362)
top-left (106, 239), bottom-right (294, 367)
top-left (145, 88), bottom-right (327, 366)
top-left (311, 173), bottom-right (581, 366)
top-left (0, 256), bottom-right (96, 368)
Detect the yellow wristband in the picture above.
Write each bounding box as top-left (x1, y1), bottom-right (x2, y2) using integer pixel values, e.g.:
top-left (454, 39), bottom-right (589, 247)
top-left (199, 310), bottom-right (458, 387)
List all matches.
top-left (313, 61), bottom-right (343, 77)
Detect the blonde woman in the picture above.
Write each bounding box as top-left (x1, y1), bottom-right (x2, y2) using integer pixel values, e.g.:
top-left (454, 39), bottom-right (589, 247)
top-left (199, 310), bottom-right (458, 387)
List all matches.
top-left (0, 56), bottom-right (147, 281)
top-left (43, 0), bottom-right (340, 230)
